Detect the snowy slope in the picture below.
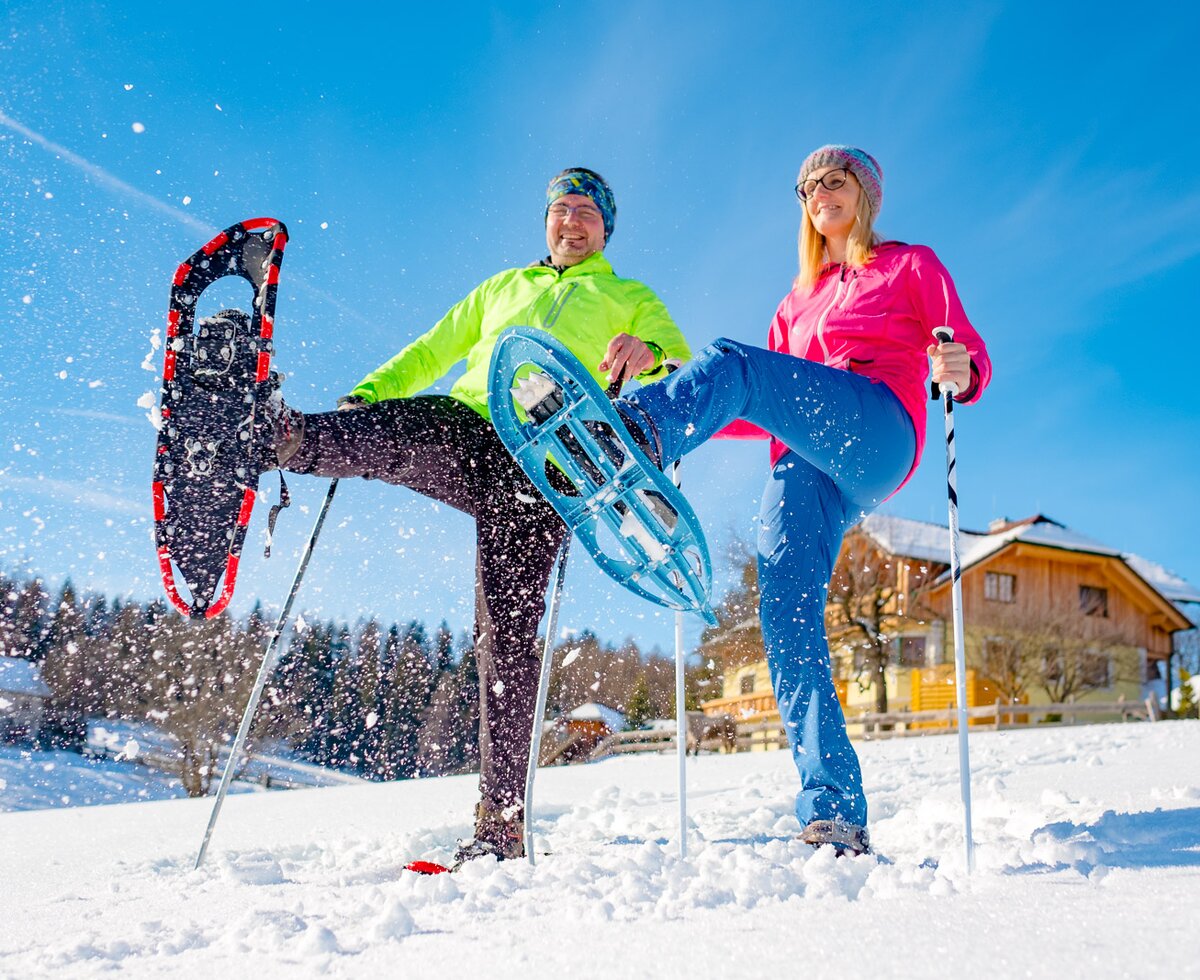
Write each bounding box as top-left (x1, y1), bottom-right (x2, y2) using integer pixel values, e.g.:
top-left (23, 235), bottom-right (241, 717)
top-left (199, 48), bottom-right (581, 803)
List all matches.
top-left (1, 721), bottom-right (1198, 978)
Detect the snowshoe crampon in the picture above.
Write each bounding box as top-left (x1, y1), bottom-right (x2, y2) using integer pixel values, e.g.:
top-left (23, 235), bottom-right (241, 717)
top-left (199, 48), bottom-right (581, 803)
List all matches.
top-left (488, 327), bottom-right (716, 626)
top-left (151, 218), bottom-right (288, 619)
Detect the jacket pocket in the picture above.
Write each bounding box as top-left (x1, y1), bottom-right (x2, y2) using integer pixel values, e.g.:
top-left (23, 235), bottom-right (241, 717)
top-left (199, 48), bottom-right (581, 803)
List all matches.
top-left (824, 311), bottom-right (882, 368)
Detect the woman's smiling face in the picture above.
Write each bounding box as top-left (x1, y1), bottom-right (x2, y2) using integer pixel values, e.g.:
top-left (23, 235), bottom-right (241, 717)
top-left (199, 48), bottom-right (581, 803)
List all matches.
top-left (804, 166), bottom-right (862, 242)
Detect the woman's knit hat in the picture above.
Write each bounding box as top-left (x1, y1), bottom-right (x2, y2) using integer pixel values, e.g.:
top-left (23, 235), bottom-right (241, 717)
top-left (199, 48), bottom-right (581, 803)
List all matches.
top-left (798, 145), bottom-right (883, 216)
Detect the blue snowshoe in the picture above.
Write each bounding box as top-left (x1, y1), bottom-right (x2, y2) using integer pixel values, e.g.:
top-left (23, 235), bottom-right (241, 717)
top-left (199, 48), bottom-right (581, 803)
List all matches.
top-left (488, 327), bottom-right (716, 626)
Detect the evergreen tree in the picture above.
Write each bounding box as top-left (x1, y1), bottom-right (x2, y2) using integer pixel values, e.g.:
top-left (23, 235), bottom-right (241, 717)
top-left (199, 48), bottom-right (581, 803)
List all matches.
top-left (1177, 669), bottom-right (1198, 719)
top-left (452, 633), bottom-right (480, 772)
top-left (9, 578), bottom-right (49, 660)
top-left (39, 581), bottom-right (90, 748)
top-left (389, 621), bottom-right (434, 778)
top-left (624, 674), bottom-right (654, 730)
top-left (352, 618), bottom-right (384, 773)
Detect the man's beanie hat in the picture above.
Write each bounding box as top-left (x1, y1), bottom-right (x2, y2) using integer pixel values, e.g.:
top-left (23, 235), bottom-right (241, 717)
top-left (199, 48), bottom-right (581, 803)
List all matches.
top-left (798, 145), bottom-right (883, 217)
top-left (546, 167), bottom-right (617, 242)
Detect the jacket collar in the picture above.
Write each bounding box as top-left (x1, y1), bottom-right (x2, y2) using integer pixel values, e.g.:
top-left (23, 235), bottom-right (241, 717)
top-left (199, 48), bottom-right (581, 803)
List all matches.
top-left (817, 240), bottom-right (905, 279)
top-left (535, 250), bottom-right (613, 277)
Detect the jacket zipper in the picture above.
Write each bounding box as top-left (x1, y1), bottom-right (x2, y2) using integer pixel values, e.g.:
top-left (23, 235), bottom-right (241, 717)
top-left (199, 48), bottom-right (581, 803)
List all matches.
top-left (814, 264), bottom-right (847, 361)
top-left (542, 280), bottom-right (577, 330)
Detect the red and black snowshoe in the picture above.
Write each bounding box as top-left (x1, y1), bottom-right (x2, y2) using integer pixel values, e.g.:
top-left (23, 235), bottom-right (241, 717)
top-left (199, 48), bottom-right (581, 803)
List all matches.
top-left (151, 218), bottom-right (289, 619)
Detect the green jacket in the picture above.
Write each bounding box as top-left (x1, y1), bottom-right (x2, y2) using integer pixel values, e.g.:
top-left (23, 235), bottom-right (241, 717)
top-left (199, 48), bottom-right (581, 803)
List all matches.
top-left (350, 251), bottom-right (690, 417)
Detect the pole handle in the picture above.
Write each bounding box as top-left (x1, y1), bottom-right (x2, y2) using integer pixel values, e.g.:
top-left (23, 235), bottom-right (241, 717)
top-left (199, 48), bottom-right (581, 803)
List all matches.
top-left (930, 327), bottom-right (959, 399)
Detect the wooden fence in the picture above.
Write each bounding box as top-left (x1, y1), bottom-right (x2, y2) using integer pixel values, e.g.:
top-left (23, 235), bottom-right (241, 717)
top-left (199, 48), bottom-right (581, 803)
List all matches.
top-left (586, 696), bottom-right (1160, 759)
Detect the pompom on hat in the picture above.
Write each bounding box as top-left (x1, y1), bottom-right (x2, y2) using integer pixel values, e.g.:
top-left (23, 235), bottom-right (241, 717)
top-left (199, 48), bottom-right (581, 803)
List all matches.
top-left (798, 145), bottom-right (883, 216)
top-left (545, 167), bottom-right (617, 242)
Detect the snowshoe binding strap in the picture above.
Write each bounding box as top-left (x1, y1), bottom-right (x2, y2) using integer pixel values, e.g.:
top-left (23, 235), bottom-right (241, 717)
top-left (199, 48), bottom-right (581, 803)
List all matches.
top-left (264, 472), bottom-right (291, 558)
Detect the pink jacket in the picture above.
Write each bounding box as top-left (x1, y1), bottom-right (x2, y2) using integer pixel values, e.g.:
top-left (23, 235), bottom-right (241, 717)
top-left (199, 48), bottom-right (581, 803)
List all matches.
top-left (720, 242), bottom-right (991, 491)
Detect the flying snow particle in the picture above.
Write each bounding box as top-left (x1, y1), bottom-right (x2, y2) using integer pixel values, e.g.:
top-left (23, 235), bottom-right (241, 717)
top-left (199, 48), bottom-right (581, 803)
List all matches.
top-left (214, 103), bottom-right (223, 112)
top-left (123, 83), bottom-right (134, 91)
top-left (561, 647), bottom-right (582, 668)
top-left (365, 711), bottom-right (379, 730)
top-left (590, 680), bottom-right (601, 691)
top-left (57, 370), bottom-right (67, 380)
top-left (43, 192), bottom-right (53, 200)
top-left (320, 222), bottom-right (329, 230)
top-left (182, 196), bottom-right (191, 206)
top-left (22, 295), bottom-right (31, 305)
top-left (116, 739), bottom-right (140, 761)
top-left (141, 329), bottom-right (161, 372)
top-left (132, 122), bottom-right (146, 134)
top-left (88, 380), bottom-right (103, 389)
top-left (138, 391), bottom-right (162, 430)
top-left (493, 680), bottom-right (505, 696)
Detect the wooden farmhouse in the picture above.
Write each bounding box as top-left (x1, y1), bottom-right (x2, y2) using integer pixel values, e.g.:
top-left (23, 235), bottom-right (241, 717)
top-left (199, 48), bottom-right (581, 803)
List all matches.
top-left (701, 514), bottom-right (1198, 734)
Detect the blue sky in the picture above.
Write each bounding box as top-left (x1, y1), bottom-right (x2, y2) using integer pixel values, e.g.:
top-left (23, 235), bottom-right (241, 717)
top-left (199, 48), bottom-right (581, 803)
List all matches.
top-left (2, 1), bottom-right (1198, 654)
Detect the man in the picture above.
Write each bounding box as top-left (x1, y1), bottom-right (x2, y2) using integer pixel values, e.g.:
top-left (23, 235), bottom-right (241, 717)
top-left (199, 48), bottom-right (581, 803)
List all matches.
top-left (258, 167), bottom-right (690, 865)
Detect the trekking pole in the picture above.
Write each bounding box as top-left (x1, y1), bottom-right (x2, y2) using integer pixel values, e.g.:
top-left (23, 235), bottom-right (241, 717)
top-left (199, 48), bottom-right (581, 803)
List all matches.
top-left (932, 327), bottom-right (975, 873)
top-left (670, 458), bottom-right (689, 858)
top-left (524, 536), bottom-right (571, 866)
top-left (195, 477), bottom-right (339, 869)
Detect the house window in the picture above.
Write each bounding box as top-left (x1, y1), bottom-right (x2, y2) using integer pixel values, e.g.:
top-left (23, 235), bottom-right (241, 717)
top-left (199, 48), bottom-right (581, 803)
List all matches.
top-left (1080, 585), bottom-right (1109, 617)
top-left (739, 673), bottom-right (756, 695)
top-left (985, 572), bottom-right (1016, 603)
top-left (896, 636), bottom-right (927, 668)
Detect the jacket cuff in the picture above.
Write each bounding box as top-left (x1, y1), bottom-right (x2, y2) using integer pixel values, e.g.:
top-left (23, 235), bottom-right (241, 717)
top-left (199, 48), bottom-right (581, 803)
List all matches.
top-left (637, 340), bottom-right (665, 376)
top-left (954, 361), bottom-right (981, 403)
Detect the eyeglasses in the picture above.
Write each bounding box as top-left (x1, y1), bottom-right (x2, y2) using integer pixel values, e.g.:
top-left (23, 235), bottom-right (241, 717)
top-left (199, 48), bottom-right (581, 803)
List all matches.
top-left (795, 168), bottom-right (850, 202)
top-left (547, 202), bottom-right (603, 222)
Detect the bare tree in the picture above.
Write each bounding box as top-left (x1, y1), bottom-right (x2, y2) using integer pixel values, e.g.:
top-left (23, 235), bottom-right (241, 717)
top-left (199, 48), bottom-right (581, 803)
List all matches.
top-left (826, 531), bottom-right (911, 713)
top-left (137, 613), bottom-right (257, 797)
top-left (970, 601), bottom-right (1137, 705)
top-left (698, 538), bottom-right (763, 680)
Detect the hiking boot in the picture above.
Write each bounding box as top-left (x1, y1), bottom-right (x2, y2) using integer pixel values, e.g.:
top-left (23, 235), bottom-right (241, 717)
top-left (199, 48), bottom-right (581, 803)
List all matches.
top-left (451, 801), bottom-right (525, 868)
top-left (510, 372), bottom-right (663, 472)
top-left (255, 369), bottom-right (305, 469)
top-left (799, 819), bottom-right (870, 856)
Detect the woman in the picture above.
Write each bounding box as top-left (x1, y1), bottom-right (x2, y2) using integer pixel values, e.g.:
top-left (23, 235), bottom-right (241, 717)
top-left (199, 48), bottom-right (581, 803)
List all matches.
top-left (616, 145), bottom-right (992, 854)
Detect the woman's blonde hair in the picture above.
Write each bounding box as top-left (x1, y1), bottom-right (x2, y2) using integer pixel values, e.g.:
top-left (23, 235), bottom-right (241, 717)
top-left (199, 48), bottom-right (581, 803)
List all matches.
top-left (795, 177), bottom-right (881, 288)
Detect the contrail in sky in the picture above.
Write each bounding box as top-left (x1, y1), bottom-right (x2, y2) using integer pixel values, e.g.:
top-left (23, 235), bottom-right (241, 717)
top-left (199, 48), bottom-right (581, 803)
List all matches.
top-left (0, 108), bottom-right (216, 236)
top-left (1, 109), bottom-right (372, 326)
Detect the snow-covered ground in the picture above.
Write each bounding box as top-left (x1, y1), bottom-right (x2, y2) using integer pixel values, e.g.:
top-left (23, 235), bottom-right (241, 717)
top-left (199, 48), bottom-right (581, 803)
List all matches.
top-left (1, 721), bottom-right (1197, 978)
top-left (0, 743), bottom-right (188, 811)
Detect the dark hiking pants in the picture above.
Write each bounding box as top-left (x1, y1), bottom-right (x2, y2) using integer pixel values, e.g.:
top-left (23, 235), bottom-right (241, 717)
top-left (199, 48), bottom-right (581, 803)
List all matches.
top-left (284, 395), bottom-right (567, 811)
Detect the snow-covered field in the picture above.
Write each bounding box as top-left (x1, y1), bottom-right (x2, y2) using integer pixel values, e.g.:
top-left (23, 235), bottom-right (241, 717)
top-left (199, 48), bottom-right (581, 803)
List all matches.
top-left (2, 721), bottom-right (1197, 978)
top-left (0, 743), bottom-right (188, 812)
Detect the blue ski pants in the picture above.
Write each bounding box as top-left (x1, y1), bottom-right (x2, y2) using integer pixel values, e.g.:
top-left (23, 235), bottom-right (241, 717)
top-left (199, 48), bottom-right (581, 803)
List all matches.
top-left (624, 339), bottom-right (916, 828)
